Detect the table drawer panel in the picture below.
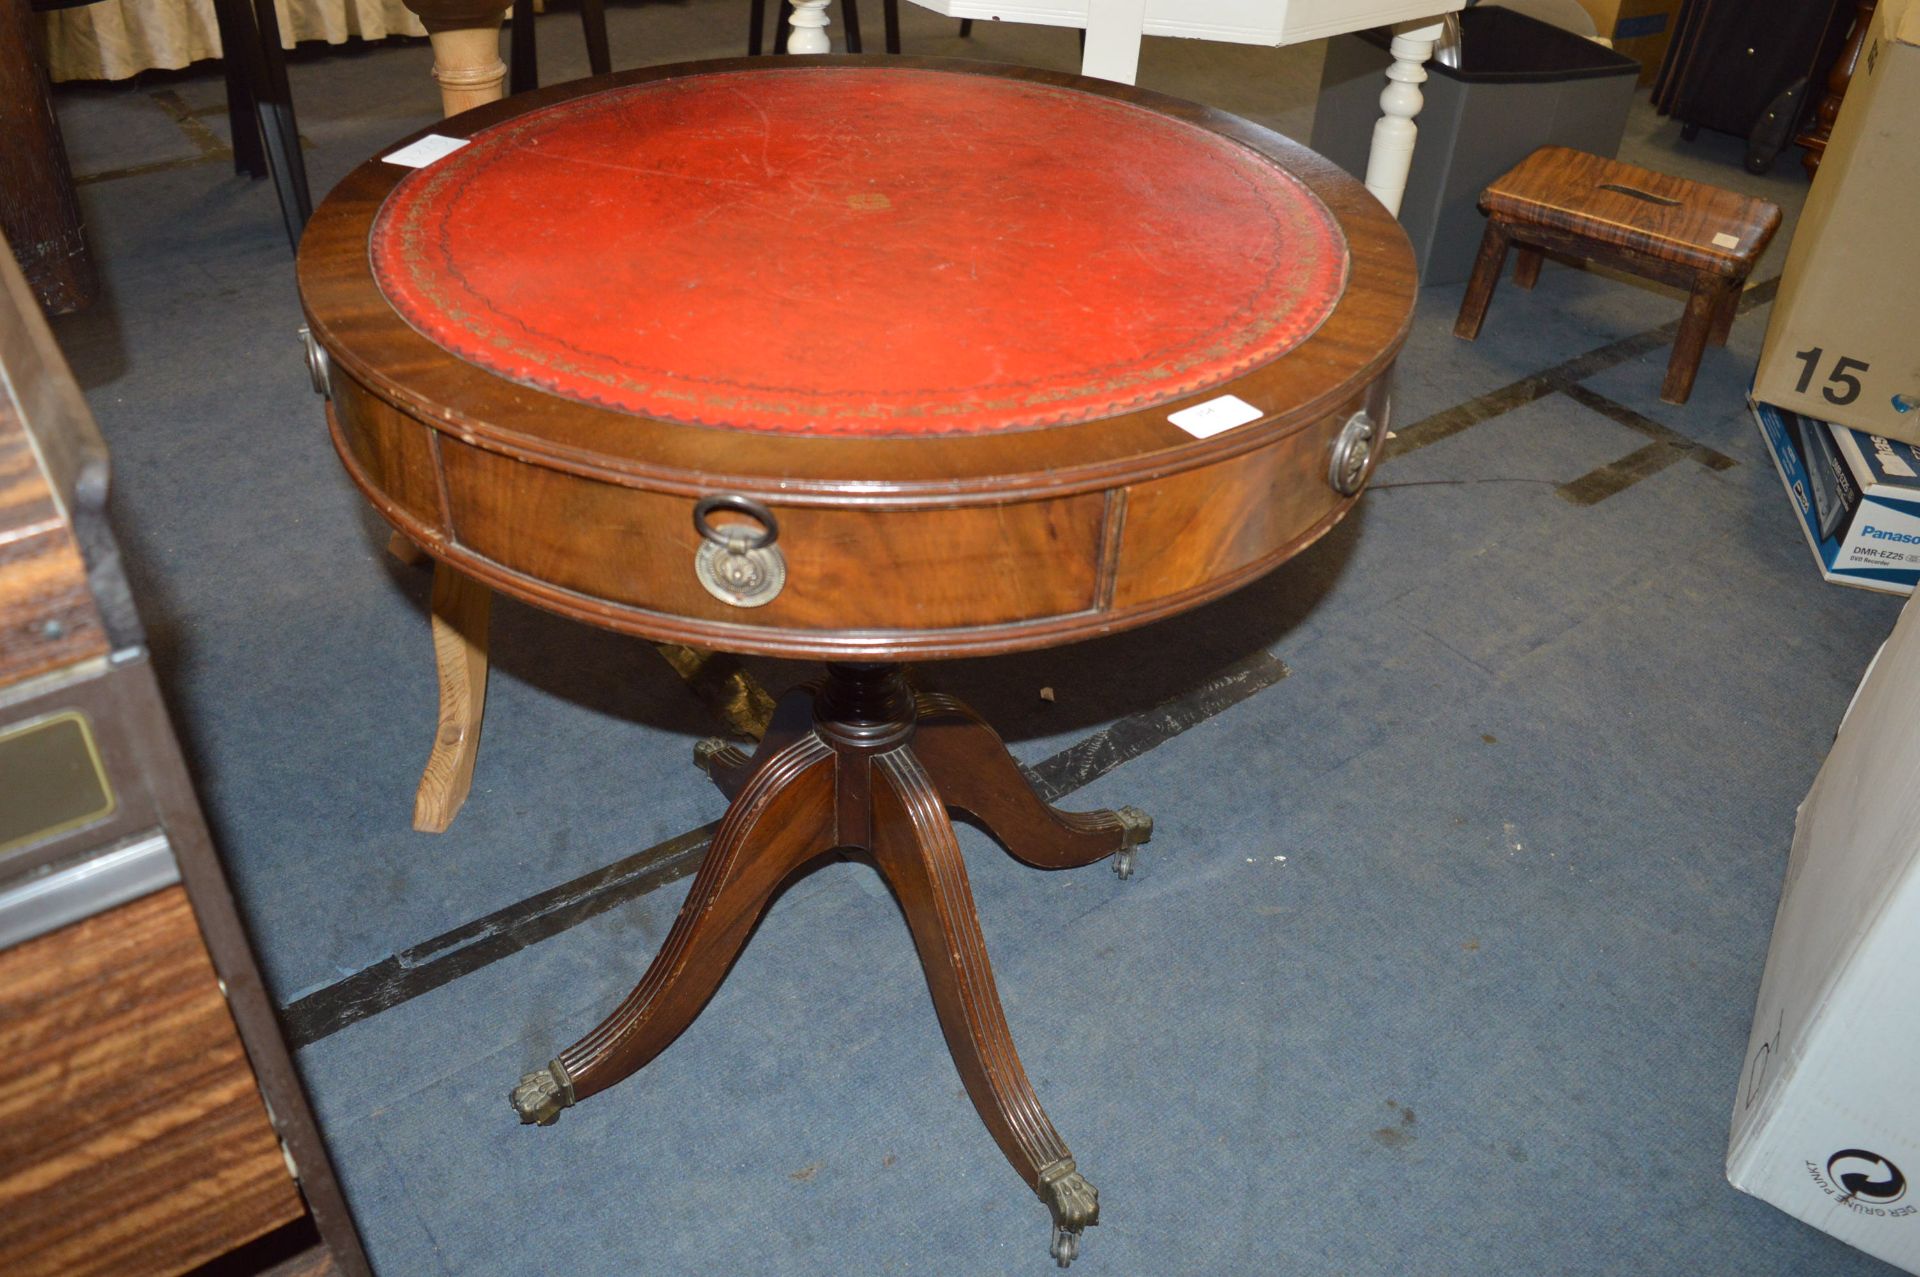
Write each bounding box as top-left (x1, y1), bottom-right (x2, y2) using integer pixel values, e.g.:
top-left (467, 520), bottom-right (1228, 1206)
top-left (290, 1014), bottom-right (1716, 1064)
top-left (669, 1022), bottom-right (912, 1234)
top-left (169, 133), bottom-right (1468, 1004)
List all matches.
top-left (439, 439), bottom-right (1106, 630)
top-left (1111, 395), bottom-right (1361, 609)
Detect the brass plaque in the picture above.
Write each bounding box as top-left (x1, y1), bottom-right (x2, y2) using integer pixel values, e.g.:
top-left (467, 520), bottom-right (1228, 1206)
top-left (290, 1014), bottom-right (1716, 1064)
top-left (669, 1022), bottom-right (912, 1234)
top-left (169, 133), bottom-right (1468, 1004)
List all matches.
top-left (0, 712), bottom-right (115, 856)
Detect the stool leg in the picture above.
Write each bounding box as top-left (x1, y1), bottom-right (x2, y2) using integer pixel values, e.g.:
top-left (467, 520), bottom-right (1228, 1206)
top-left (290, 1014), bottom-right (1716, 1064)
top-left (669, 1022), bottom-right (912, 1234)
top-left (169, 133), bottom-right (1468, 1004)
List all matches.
top-left (1513, 246), bottom-right (1543, 291)
top-left (871, 747), bottom-right (1099, 1267)
top-left (912, 694), bottom-right (1151, 877)
top-left (1454, 222), bottom-right (1511, 341)
top-left (1664, 276), bottom-right (1730, 405)
top-left (1708, 281), bottom-right (1741, 347)
top-left (413, 564), bottom-right (491, 833)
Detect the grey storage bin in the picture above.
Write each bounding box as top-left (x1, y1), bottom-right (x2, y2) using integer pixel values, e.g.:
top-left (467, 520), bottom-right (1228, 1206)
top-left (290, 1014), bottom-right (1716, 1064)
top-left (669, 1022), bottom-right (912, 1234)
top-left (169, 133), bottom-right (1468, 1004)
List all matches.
top-left (1311, 8), bottom-right (1639, 285)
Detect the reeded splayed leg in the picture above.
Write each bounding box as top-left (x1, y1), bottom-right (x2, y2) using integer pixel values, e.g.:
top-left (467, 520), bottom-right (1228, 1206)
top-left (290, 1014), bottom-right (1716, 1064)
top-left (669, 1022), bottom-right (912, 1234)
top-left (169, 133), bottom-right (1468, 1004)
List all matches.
top-left (912, 693), bottom-right (1151, 879)
top-left (694, 680), bottom-right (820, 801)
top-left (869, 746), bottom-right (1099, 1266)
top-left (510, 733), bottom-right (837, 1122)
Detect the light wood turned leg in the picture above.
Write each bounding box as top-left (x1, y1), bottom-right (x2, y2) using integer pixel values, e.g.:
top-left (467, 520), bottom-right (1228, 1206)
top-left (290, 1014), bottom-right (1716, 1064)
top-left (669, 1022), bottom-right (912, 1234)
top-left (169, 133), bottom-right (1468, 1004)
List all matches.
top-left (413, 563), bottom-right (492, 833)
top-left (911, 694), bottom-right (1151, 877)
top-left (426, 23), bottom-right (508, 115)
top-left (1453, 221), bottom-right (1512, 341)
top-left (1513, 246), bottom-right (1544, 290)
top-left (1664, 275), bottom-right (1731, 405)
top-left (386, 530), bottom-right (430, 567)
top-left (1364, 18), bottom-right (1444, 218)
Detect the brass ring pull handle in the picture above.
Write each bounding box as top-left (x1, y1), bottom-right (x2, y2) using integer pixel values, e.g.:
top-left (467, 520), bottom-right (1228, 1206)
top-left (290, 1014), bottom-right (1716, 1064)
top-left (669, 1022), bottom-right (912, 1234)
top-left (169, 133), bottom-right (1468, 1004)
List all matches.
top-left (692, 494), bottom-right (786, 608)
top-left (693, 494), bottom-right (780, 551)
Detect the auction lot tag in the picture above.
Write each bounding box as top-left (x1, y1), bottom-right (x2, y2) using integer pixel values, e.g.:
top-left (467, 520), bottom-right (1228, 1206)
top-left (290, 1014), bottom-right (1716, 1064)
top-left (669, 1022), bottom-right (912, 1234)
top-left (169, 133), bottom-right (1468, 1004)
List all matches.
top-left (385, 135), bottom-right (471, 168)
top-left (1169, 395), bottom-right (1263, 438)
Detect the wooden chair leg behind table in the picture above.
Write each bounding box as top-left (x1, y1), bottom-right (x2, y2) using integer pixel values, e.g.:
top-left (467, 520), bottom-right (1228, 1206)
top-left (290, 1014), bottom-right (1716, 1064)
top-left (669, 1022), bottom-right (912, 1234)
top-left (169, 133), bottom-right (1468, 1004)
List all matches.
top-left (386, 529), bottom-right (430, 567)
top-left (1452, 220), bottom-right (1512, 341)
top-left (400, 2), bottom-right (510, 115)
top-left (414, 563), bottom-right (492, 833)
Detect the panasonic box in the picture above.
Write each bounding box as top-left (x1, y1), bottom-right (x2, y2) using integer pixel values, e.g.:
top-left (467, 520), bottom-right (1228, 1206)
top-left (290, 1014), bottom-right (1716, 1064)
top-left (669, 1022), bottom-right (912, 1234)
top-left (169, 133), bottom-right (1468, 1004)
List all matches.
top-left (1753, 399), bottom-right (1920, 596)
top-left (1728, 591), bottom-right (1920, 1273)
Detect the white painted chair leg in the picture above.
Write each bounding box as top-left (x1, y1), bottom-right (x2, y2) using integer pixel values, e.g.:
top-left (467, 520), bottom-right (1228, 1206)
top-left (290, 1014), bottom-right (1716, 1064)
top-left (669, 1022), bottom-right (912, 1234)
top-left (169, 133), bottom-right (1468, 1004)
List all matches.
top-left (786, 0), bottom-right (831, 53)
top-left (1363, 19), bottom-right (1444, 219)
top-left (1080, 0), bottom-right (1148, 86)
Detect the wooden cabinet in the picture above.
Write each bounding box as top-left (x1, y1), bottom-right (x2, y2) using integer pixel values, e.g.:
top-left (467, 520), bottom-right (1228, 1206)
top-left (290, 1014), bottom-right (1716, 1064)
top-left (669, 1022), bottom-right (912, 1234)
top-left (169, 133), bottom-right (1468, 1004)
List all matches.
top-left (0, 889), bottom-right (308, 1276)
top-left (0, 237), bottom-right (370, 1275)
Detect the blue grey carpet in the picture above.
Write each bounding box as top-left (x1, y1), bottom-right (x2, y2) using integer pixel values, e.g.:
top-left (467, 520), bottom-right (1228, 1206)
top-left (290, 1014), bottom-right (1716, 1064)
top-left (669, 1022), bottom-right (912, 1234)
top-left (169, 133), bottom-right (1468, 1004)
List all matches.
top-left (48, 5), bottom-right (1903, 1272)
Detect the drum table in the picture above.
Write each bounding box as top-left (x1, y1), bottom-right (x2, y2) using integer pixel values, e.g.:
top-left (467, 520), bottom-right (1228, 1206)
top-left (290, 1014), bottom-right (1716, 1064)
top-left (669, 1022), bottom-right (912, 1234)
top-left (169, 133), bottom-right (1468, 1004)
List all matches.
top-left (298, 57), bottom-right (1412, 1265)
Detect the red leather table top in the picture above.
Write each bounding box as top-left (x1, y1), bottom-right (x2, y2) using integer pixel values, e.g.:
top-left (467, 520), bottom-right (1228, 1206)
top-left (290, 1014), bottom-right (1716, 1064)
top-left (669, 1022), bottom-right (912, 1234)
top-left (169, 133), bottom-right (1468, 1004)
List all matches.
top-left (370, 66), bottom-right (1349, 438)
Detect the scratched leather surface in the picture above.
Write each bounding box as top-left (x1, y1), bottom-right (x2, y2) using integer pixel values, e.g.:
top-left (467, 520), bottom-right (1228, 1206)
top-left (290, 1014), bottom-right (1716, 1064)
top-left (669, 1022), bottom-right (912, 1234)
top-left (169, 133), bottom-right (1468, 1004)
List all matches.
top-left (370, 66), bottom-right (1350, 437)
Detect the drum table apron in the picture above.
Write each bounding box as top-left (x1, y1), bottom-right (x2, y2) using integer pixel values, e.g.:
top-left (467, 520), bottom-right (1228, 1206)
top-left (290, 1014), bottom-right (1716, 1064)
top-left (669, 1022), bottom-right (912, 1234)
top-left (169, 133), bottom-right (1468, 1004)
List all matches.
top-left (297, 56), bottom-right (1415, 1266)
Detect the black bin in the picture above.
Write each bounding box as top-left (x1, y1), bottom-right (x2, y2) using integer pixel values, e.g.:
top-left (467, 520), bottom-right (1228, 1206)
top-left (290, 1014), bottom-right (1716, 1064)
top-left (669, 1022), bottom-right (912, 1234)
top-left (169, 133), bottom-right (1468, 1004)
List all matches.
top-left (1311, 7), bottom-right (1640, 285)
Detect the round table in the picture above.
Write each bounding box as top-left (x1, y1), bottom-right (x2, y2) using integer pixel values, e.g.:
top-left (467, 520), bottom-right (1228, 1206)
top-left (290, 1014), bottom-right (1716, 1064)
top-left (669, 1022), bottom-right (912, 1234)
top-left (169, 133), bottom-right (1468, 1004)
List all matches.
top-left (298, 56), bottom-right (1413, 1266)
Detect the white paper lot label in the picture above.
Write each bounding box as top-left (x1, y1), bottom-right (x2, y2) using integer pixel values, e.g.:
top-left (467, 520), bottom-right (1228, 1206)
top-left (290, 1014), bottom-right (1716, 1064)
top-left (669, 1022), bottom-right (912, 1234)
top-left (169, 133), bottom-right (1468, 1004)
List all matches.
top-left (1169, 395), bottom-right (1263, 438)
top-left (384, 135), bottom-right (471, 168)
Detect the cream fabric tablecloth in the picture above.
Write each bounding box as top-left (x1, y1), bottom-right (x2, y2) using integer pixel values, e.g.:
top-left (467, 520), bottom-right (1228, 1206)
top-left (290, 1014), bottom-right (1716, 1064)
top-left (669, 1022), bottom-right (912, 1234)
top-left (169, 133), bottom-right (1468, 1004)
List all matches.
top-left (41, 0), bottom-right (428, 82)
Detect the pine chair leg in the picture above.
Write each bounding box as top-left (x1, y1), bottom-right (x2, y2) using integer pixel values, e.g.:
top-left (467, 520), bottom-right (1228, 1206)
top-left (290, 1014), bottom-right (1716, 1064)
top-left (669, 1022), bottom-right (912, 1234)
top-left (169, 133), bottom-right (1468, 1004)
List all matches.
top-left (413, 564), bottom-right (492, 833)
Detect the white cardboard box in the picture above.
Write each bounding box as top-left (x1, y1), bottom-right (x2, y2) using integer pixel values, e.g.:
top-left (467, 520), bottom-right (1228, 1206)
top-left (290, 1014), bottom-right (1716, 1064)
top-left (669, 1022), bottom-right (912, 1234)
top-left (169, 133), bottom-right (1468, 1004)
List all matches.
top-left (1753, 398), bottom-right (1920, 596)
top-left (1727, 591), bottom-right (1920, 1271)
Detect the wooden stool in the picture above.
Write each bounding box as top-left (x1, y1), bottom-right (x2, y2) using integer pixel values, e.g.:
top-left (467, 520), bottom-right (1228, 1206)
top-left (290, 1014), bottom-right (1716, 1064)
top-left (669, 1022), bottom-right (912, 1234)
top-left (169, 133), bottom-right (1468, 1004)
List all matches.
top-left (1453, 145), bottom-right (1781, 405)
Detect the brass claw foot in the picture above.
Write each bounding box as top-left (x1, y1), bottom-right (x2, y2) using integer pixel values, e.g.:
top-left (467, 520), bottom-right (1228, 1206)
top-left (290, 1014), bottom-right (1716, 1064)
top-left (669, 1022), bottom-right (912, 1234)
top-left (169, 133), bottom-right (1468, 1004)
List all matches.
top-left (1112, 805), bottom-right (1152, 881)
top-left (1038, 1158), bottom-right (1098, 1268)
top-left (510, 1060), bottom-right (575, 1126)
top-left (693, 736), bottom-right (743, 776)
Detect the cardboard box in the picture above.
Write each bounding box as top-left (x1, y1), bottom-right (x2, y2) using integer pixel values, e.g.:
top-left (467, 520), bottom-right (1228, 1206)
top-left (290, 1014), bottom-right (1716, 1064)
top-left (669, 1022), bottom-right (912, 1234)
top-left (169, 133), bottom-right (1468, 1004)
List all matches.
top-left (1753, 399), bottom-right (1920, 596)
top-left (1753, 0), bottom-right (1920, 444)
top-left (1727, 590), bottom-right (1920, 1274)
top-left (1569, 0), bottom-right (1679, 82)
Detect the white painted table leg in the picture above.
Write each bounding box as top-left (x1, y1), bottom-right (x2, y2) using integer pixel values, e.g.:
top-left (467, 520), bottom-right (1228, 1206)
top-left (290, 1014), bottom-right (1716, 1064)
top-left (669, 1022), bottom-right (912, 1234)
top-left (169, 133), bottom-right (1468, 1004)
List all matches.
top-left (1080, 0), bottom-right (1148, 86)
top-left (786, 0), bottom-right (832, 53)
top-left (1363, 18), bottom-right (1444, 219)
